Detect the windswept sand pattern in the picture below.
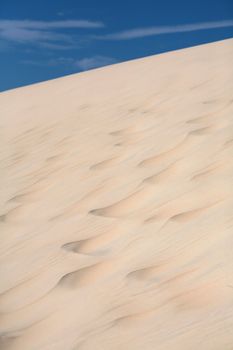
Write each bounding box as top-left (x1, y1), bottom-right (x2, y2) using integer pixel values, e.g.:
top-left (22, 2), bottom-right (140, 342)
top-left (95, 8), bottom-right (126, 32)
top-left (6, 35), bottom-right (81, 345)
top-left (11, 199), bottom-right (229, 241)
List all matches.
top-left (0, 39), bottom-right (233, 350)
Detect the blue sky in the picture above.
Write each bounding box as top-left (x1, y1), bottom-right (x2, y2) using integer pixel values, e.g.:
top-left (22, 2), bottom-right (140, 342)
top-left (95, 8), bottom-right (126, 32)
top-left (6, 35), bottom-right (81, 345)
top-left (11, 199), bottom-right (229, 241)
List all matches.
top-left (0, 0), bottom-right (233, 91)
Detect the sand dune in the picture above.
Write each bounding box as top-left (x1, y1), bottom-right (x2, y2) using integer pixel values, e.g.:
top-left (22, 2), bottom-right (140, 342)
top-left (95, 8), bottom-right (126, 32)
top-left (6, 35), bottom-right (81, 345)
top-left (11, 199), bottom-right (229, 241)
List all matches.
top-left (0, 39), bottom-right (233, 350)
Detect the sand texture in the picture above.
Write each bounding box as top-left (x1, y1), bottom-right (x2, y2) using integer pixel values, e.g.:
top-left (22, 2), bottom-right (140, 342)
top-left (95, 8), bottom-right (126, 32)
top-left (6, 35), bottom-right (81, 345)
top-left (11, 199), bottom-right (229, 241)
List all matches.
top-left (0, 38), bottom-right (233, 350)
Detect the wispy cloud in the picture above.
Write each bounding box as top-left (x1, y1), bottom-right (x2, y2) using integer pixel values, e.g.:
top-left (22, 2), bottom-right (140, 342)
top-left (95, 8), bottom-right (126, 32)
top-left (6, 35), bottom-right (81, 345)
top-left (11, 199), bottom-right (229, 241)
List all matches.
top-left (21, 57), bottom-right (75, 67)
top-left (21, 55), bottom-right (117, 71)
top-left (97, 20), bottom-right (233, 40)
top-left (0, 19), bottom-right (105, 49)
top-left (0, 19), bottom-right (104, 31)
top-left (74, 55), bottom-right (117, 70)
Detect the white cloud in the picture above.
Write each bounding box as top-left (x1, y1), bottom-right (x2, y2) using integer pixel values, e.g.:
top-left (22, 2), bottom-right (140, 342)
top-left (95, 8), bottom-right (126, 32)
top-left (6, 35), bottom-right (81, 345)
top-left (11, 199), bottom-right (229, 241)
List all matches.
top-left (40, 42), bottom-right (75, 50)
top-left (0, 19), bottom-right (104, 30)
top-left (98, 20), bottom-right (233, 40)
top-left (21, 55), bottom-right (117, 71)
top-left (21, 57), bottom-right (75, 67)
top-left (0, 27), bottom-right (71, 43)
top-left (74, 55), bottom-right (117, 70)
top-left (0, 19), bottom-right (105, 48)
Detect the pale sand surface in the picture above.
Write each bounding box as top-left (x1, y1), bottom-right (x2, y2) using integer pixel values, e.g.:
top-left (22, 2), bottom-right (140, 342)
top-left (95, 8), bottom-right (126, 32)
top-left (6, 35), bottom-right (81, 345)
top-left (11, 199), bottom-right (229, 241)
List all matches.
top-left (0, 39), bottom-right (233, 350)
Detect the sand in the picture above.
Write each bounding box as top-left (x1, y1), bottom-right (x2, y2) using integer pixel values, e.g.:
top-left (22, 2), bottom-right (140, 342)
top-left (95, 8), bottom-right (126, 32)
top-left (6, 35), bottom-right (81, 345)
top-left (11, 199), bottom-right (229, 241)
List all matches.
top-left (0, 38), bottom-right (233, 350)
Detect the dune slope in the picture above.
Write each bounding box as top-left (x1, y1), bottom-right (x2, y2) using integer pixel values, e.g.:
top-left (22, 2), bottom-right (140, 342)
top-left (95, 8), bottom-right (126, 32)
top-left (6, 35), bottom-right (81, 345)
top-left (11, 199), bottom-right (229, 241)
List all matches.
top-left (0, 39), bottom-right (233, 350)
